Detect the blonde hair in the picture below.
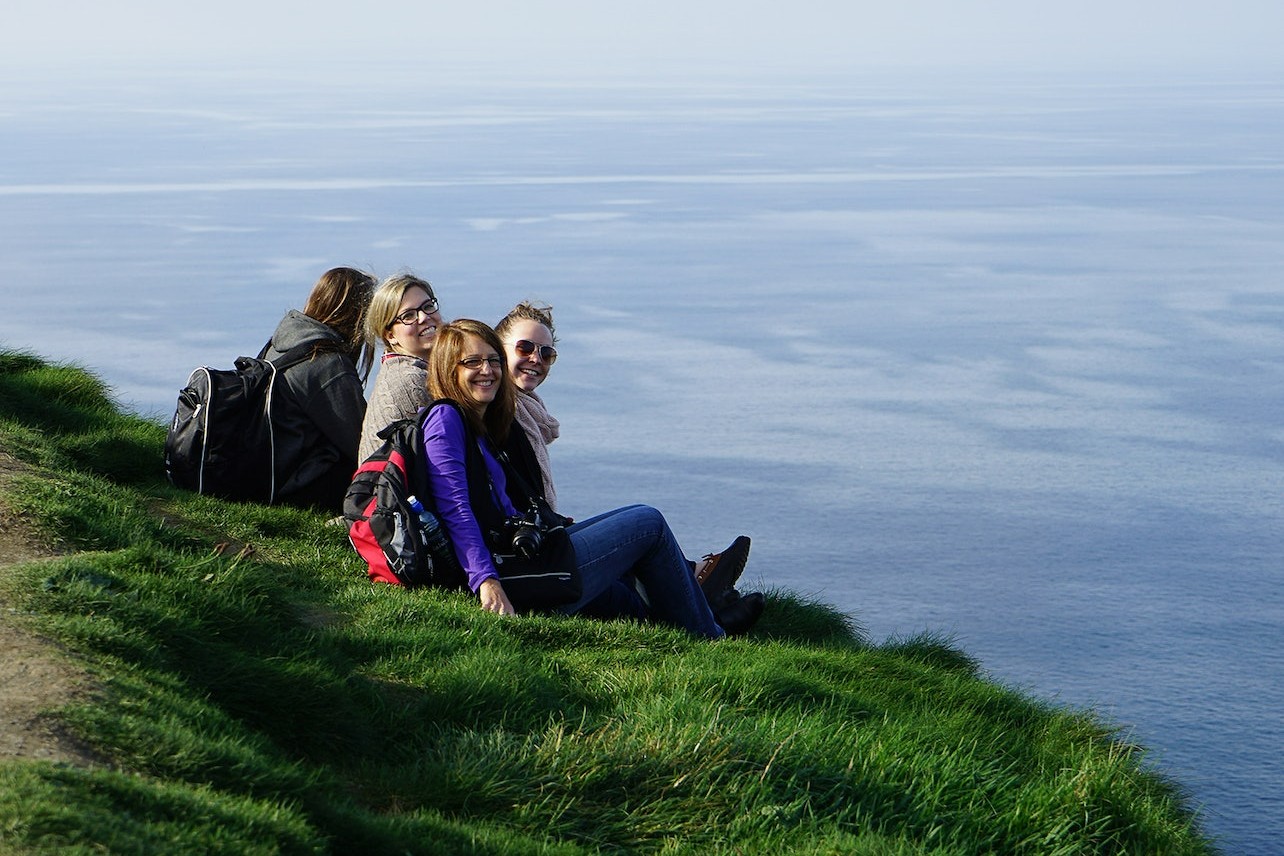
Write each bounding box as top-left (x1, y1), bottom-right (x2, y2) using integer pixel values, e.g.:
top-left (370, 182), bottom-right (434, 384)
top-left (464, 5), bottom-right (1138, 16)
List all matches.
top-left (364, 273), bottom-right (437, 351)
top-left (495, 301), bottom-right (556, 343)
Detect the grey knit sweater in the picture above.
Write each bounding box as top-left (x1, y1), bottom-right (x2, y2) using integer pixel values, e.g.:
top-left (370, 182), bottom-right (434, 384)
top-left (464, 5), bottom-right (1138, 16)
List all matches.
top-left (358, 353), bottom-right (430, 460)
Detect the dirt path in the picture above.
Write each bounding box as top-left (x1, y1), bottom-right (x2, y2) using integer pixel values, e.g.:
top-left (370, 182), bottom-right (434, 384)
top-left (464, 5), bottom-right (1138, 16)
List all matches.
top-left (0, 450), bottom-right (97, 766)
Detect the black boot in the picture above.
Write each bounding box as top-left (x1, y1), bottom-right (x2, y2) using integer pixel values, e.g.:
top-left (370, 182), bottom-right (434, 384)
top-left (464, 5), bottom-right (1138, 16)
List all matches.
top-left (709, 588), bottom-right (765, 637)
top-left (695, 535), bottom-right (751, 599)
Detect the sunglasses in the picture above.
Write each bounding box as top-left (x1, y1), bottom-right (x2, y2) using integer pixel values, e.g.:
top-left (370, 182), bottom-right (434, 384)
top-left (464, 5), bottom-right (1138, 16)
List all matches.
top-left (513, 339), bottom-right (558, 364)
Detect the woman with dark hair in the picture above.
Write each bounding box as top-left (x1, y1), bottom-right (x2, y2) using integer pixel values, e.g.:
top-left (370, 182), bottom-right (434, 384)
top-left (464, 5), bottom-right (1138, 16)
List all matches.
top-left (357, 272), bottom-right (443, 460)
top-left (421, 319), bottom-right (734, 637)
top-left (261, 266), bottom-right (375, 510)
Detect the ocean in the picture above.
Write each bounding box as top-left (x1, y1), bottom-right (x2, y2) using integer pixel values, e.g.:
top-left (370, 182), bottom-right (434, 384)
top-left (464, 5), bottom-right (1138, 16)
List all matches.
top-left (2, 65), bottom-right (1281, 853)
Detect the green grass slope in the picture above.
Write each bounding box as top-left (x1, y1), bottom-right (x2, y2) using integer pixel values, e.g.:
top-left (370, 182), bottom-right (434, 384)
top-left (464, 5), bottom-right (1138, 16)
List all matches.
top-left (0, 349), bottom-right (1215, 854)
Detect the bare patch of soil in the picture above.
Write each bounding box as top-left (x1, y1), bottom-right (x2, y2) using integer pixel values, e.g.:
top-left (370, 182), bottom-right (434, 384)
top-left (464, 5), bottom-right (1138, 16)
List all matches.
top-left (0, 450), bottom-right (98, 766)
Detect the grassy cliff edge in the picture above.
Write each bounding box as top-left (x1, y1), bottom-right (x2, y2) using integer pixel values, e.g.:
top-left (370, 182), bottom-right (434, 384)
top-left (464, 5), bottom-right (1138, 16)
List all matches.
top-left (0, 349), bottom-right (1215, 855)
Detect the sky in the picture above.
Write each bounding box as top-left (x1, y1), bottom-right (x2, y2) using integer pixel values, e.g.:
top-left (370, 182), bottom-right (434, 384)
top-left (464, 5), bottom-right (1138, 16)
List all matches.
top-left (4, 0), bottom-right (1283, 80)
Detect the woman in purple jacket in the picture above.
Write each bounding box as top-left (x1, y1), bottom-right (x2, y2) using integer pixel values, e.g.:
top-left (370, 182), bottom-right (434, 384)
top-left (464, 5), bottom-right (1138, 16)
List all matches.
top-left (421, 319), bottom-right (726, 638)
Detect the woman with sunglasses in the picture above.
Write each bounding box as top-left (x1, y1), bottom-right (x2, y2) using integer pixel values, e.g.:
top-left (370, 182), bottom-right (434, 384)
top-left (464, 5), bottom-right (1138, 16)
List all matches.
top-left (358, 273), bottom-right (444, 461)
top-left (494, 303), bottom-right (762, 630)
top-left (422, 318), bottom-right (728, 637)
top-left (492, 302), bottom-right (565, 513)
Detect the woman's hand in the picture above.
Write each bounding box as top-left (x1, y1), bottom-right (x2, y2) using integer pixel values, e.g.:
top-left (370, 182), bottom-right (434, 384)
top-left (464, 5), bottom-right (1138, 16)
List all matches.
top-left (478, 578), bottom-right (516, 616)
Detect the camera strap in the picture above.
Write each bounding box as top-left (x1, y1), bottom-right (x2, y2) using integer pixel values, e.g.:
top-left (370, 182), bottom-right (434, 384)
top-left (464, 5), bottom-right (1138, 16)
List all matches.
top-left (495, 448), bottom-right (561, 528)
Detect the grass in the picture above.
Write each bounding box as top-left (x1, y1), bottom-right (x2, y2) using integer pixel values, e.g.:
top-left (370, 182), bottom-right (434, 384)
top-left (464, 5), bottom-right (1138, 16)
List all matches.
top-left (0, 347), bottom-right (1217, 855)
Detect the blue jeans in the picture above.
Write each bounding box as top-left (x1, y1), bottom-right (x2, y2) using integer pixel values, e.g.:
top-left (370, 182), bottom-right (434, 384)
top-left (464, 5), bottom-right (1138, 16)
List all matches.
top-left (559, 505), bottom-right (724, 640)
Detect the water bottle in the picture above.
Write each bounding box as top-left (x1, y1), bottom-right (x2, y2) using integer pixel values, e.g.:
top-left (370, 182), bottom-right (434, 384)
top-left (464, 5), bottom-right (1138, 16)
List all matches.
top-left (406, 495), bottom-right (462, 579)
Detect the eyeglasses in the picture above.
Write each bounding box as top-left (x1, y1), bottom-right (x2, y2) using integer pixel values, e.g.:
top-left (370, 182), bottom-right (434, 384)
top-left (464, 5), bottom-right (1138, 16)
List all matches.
top-left (512, 339), bottom-right (558, 364)
top-left (458, 355), bottom-right (503, 370)
top-left (390, 299), bottom-right (439, 327)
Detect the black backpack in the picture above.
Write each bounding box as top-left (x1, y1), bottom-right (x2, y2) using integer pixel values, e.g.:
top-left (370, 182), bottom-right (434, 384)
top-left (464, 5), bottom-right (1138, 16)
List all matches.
top-left (163, 341), bottom-right (317, 503)
top-left (344, 404), bottom-right (467, 589)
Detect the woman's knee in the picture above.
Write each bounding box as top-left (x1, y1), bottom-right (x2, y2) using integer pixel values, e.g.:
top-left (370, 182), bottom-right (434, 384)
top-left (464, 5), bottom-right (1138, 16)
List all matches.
top-left (621, 503), bottom-right (662, 523)
top-left (620, 504), bottom-right (665, 531)
top-left (609, 503), bottom-right (651, 517)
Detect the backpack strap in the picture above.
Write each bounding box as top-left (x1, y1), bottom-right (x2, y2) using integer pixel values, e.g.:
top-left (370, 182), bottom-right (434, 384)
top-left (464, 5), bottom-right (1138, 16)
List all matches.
top-left (407, 404), bottom-right (438, 510)
top-left (255, 339), bottom-right (325, 371)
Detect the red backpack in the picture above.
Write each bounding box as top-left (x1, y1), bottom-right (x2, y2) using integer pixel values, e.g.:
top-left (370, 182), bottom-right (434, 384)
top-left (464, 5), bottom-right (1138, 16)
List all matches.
top-left (343, 405), bottom-right (465, 588)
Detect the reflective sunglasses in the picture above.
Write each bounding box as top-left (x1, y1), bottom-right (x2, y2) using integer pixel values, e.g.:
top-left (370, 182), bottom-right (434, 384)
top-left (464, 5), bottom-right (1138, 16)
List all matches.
top-left (513, 339), bottom-right (558, 364)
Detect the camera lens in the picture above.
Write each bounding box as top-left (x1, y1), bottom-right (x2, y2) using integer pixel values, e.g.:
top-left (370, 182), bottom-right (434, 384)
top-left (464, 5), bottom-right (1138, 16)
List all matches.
top-left (512, 522), bottom-right (541, 559)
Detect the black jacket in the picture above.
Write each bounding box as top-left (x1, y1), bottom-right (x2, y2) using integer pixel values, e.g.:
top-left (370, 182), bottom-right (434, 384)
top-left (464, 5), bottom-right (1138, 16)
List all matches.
top-left (262, 310), bottom-right (366, 509)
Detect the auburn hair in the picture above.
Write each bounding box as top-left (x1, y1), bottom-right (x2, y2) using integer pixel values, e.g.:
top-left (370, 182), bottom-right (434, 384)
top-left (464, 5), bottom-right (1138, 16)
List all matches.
top-left (427, 319), bottom-right (514, 443)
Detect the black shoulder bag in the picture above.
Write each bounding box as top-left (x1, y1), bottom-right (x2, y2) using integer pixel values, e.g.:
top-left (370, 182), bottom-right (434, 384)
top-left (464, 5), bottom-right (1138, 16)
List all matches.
top-left (484, 445), bottom-right (581, 613)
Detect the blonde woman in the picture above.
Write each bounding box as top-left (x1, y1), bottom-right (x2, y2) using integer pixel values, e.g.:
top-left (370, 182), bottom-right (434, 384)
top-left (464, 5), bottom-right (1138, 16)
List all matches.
top-left (494, 302), bottom-right (753, 601)
top-left (357, 273), bottom-right (444, 461)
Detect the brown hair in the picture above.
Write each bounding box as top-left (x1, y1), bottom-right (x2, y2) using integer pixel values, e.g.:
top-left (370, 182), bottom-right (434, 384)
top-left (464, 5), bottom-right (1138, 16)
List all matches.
top-left (427, 319), bottom-right (514, 444)
top-left (303, 267), bottom-right (376, 380)
top-left (364, 273), bottom-right (437, 350)
top-left (495, 301), bottom-right (556, 343)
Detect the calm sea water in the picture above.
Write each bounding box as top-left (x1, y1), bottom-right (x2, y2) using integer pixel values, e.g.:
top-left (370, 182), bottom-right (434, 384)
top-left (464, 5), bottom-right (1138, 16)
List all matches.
top-left (2, 67), bottom-right (1281, 853)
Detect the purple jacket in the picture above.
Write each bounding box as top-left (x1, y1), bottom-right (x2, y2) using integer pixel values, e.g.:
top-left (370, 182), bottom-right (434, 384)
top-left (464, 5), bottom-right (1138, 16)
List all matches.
top-left (422, 403), bottom-right (517, 593)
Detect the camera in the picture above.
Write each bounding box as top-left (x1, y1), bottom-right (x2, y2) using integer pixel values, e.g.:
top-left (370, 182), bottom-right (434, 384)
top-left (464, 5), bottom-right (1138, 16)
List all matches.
top-left (506, 506), bottom-right (543, 560)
